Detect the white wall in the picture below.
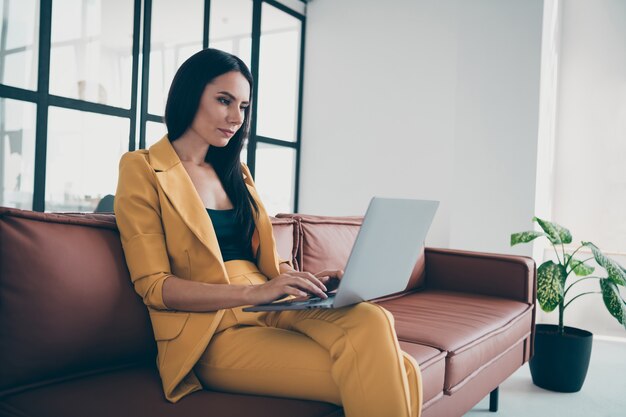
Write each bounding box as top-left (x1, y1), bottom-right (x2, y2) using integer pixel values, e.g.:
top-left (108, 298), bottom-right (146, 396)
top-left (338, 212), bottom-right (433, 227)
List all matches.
top-left (533, 0), bottom-right (560, 263)
top-left (300, 0), bottom-right (544, 255)
top-left (551, 0), bottom-right (626, 255)
top-left (535, 0), bottom-right (626, 339)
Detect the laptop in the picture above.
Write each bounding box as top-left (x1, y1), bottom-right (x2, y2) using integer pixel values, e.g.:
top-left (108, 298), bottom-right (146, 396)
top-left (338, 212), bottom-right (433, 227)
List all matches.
top-left (243, 197), bottom-right (439, 312)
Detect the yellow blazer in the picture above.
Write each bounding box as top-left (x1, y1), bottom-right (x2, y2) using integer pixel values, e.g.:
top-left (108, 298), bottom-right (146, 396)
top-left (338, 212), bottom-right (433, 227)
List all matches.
top-left (114, 136), bottom-right (290, 403)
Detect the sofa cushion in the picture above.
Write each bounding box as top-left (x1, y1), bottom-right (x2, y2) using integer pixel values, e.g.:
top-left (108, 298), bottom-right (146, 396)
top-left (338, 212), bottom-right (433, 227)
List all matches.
top-left (398, 341), bottom-right (446, 405)
top-left (0, 208), bottom-right (155, 394)
top-left (277, 214), bottom-right (426, 290)
top-left (0, 365), bottom-right (342, 417)
top-left (378, 290), bottom-right (532, 390)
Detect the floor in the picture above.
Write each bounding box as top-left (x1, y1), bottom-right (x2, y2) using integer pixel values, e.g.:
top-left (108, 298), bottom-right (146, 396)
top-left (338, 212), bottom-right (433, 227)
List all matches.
top-left (465, 339), bottom-right (626, 417)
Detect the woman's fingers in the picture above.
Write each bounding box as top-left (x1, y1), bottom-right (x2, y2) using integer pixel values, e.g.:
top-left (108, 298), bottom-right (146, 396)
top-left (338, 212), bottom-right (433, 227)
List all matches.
top-left (286, 272), bottom-right (328, 293)
top-left (293, 276), bottom-right (328, 298)
top-left (314, 270), bottom-right (343, 292)
top-left (282, 286), bottom-right (308, 298)
top-left (274, 270), bottom-right (348, 300)
top-left (314, 269), bottom-right (344, 280)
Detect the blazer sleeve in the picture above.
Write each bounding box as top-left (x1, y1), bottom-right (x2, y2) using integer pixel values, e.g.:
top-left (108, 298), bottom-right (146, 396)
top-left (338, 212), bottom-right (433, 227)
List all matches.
top-left (114, 152), bottom-right (171, 310)
top-left (240, 162), bottom-right (294, 269)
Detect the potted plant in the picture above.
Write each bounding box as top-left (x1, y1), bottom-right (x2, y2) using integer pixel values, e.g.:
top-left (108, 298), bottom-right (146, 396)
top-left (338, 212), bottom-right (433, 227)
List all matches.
top-left (511, 217), bottom-right (626, 392)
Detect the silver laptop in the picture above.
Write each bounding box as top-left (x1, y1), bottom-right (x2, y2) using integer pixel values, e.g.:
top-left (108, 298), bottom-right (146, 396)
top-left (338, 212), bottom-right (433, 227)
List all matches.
top-left (243, 197), bottom-right (439, 312)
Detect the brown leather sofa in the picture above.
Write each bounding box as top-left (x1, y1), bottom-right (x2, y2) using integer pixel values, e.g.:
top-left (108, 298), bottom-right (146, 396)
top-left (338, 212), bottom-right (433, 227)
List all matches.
top-left (0, 207), bottom-right (536, 417)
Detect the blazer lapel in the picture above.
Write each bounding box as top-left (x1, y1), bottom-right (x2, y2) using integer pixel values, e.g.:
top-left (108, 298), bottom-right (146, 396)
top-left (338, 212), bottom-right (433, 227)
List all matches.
top-left (149, 136), bottom-right (226, 274)
top-left (243, 171), bottom-right (281, 279)
top-left (148, 135), bottom-right (281, 280)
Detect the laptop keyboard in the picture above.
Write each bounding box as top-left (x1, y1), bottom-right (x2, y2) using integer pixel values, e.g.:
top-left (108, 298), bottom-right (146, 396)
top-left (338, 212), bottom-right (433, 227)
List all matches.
top-left (290, 293), bottom-right (335, 305)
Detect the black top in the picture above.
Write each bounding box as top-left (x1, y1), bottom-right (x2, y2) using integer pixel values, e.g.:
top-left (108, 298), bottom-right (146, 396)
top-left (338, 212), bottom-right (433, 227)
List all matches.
top-left (206, 208), bottom-right (255, 262)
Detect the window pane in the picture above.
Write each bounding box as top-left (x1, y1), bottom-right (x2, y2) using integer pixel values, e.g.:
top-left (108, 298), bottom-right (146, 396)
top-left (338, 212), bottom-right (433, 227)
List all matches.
top-left (272, 0), bottom-right (305, 15)
top-left (253, 143), bottom-right (295, 216)
top-left (49, 0), bottom-right (134, 107)
top-left (256, 4), bottom-right (301, 142)
top-left (240, 138), bottom-right (248, 165)
top-left (0, 98), bottom-right (36, 209)
top-left (0, 0), bottom-right (39, 90)
top-left (145, 121), bottom-right (167, 149)
top-left (209, 0), bottom-right (253, 69)
top-left (149, 0), bottom-right (203, 116)
top-left (46, 108), bottom-right (129, 212)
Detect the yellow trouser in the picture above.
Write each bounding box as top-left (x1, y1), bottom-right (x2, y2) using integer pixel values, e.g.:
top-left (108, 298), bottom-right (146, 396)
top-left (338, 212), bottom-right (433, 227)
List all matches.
top-left (193, 260), bottom-right (422, 417)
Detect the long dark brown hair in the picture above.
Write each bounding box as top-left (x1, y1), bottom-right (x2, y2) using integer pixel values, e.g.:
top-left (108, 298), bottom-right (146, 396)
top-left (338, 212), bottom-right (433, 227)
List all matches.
top-left (164, 48), bottom-right (259, 247)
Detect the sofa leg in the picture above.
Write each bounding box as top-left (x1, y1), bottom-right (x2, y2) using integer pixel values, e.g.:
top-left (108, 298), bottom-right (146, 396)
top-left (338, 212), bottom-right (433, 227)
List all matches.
top-left (489, 386), bottom-right (499, 412)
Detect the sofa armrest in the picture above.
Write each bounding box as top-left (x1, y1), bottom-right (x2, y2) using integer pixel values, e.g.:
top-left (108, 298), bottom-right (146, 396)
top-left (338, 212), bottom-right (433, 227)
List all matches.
top-left (424, 247), bottom-right (537, 305)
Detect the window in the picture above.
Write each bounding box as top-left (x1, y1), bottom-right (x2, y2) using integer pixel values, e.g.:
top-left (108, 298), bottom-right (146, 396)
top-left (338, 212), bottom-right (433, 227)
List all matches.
top-left (0, 98), bottom-right (36, 209)
top-left (0, 0), bottom-right (39, 90)
top-left (0, 0), bottom-right (306, 213)
top-left (257, 2), bottom-right (301, 142)
top-left (45, 107), bottom-right (128, 212)
top-left (209, 0), bottom-right (253, 68)
top-left (49, 0), bottom-right (135, 107)
top-left (254, 142), bottom-right (296, 215)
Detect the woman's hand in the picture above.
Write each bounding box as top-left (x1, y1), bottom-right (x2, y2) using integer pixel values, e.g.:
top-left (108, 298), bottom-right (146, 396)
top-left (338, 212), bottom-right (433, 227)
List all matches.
top-left (245, 269), bottom-right (344, 305)
top-left (313, 269), bottom-right (344, 293)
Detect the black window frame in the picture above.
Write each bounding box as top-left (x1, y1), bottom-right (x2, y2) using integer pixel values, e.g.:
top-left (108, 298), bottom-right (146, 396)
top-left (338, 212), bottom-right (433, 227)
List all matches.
top-left (0, 0), bottom-right (306, 212)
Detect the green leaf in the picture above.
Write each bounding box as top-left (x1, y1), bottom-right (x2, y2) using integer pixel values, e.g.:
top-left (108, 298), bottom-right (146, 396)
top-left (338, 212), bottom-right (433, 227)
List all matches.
top-left (533, 217), bottom-right (572, 244)
top-left (510, 231), bottom-right (545, 246)
top-left (600, 279), bottom-right (626, 329)
top-left (583, 242), bottom-right (626, 286)
top-left (537, 261), bottom-right (566, 312)
top-left (565, 254), bottom-right (595, 276)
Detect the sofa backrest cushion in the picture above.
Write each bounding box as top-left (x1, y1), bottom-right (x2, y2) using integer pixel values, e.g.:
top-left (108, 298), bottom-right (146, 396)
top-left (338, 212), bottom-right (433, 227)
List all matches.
top-left (269, 217), bottom-right (299, 270)
top-left (278, 214), bottom-right (426, 291)
top-left (0, 208), bottom-right (156, 394)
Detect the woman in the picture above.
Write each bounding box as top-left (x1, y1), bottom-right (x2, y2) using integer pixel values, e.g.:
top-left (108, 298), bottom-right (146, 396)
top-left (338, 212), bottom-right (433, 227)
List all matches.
top-left (114, 48), bottom-right (422, 417)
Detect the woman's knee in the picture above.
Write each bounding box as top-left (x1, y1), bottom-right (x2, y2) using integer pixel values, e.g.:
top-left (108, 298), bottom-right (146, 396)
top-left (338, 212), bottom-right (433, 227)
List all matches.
top-left (348, 302), bottom-right (395, 331)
